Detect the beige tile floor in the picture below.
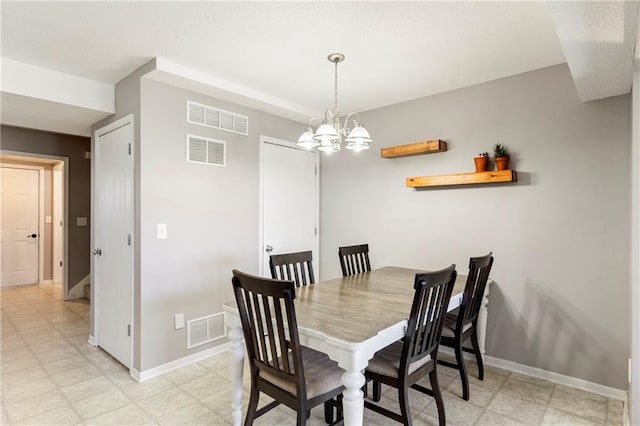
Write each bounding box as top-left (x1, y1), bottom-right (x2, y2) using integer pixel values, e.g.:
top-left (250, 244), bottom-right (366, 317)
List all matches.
top-left (1, 283), bottom-right (625, 425)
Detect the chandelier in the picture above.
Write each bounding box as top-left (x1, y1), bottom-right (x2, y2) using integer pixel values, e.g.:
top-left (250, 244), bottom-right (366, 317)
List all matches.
top-left (296, 53), bottom-right (372, 153)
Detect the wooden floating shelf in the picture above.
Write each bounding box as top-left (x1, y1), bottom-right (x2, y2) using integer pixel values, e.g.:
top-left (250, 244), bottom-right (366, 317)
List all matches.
top-left (381, 140), bottom-right (447, 158)
top-left (406, 170), bottom-right (517, 188)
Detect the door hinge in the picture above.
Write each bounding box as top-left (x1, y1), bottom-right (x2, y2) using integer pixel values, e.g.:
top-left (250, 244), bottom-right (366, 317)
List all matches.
top-left (127, 234), bottom-right (131, 246)
top-left (315, 227), bottom-right (317, 236)
top-left (59, 261), bottom-right (62, 267)
top-left (315, 165), bottom-right (318, 175)
top-left (128, 143), bottom-right (132, 155)
top-left (127, 324), bottom-right (131, 336)
top-left (59, 221), bottom-right (63, 226)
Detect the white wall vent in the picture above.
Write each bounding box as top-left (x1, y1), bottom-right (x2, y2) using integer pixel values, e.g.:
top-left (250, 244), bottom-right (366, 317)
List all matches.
top-left (186, 134), bottom-right (226, 167)
top-left (187, 100), bottom-right (249, 136)
top-left (187, 312), bottom-right (226, 349)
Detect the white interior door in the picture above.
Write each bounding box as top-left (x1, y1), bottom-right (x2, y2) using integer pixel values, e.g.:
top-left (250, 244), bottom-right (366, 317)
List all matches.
top-left (1, 166), bottom-right (40, 287)
top-left (261, 138), bottom-right (319, 277)
top-left (94, 120), bottom-right (133, 368)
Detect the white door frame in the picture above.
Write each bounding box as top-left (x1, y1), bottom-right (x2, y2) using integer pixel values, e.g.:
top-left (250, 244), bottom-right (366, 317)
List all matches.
top-left (92, 113), bottom-right (135, 369)
top-left (52, 163), bottom-right (64, 284)
top-left (1, 151), bottom-right (69, 295)
top-left (630, 69), bottom-right (639, 425)
top-left (1, 161), bottom-right (45, 285)
top-left (258, 135), bottom-right (320, 277)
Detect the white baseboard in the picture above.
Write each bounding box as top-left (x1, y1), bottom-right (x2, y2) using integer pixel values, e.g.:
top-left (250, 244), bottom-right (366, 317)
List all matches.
top-left (130, 342), bottom-right (231, 383)
top-left (439, 347), bottom-right (627, 401)
top-left (88, 335), bottom-right (96, 346)
top-left (483, 355), bottom-right (627, 401)
top-left (68, 274), bottom-right (90, 300)
top-left (41, 279), bottom-right (53, 284)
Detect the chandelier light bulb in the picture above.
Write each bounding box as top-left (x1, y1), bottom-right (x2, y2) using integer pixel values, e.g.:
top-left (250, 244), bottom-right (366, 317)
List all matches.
top-left (346, 143), bottom-right (370, 152)
top-left (297, 129), bottom-right (320, 149)
top-left (313, 123), bottom-right (339, 143)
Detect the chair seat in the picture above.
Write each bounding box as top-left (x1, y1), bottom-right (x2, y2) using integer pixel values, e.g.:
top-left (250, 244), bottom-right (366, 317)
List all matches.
top-left (446, 308), bottom-right (460, 320)
top-left (260, 346), bottom-right (344, 399)
top-left (366, 341), bottom-right (432, 377)
top-left (441, 322), bottom-right (472, 338)
top-left (441, 309), bottom-right (472, 338)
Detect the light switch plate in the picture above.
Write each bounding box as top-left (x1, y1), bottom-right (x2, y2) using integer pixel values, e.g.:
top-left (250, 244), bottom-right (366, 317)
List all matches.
top-left (157, 223), bottom-right (167, 239)
top-left (77, 217), bottom-right (87, 227)
top-left (45, 216), bottom-right (52, 224)
top-left (174, 313), bottom-right (184, 330)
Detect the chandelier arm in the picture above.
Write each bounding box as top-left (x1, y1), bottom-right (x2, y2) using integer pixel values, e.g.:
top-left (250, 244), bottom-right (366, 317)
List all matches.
top-left (343, 112), bottom-right (361, 132)
top-left (306, 116), bottom-right (323, 128)
top-left (324, 109), bottom-right (335, 124)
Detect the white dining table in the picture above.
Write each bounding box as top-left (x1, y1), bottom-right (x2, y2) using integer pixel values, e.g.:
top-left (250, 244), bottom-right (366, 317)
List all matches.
top-left (222, 266), bottom-right (491, 426)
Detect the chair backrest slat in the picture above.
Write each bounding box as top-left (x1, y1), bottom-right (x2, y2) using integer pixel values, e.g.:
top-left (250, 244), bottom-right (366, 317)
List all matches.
top-left (232, 270), bottom-right (306, 397)
top-left (338, 244), bottom-right (371, 277)
top-left (273, 300), bottom-right (290, 373)
top-left (248, 291), bottom-right (267, 363)
top-left (412, 287), bottom-right (429, 355)
top-left (261, 294), bottom-right (279, 369)
top-left (458, 253), bottom-right (493, 327)
top-left (401, 265), bottom-right (457, 374)
top-left (270, 251), bottom-right (315, 287)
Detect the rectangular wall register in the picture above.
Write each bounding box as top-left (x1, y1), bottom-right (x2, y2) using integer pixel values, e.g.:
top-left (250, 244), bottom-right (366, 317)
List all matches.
top-left (381, 140), bottom-right (447, 158)
top-left (187, 100), bottom-right (248, 136)
top-left (406, 170), bottom-right (517, 188)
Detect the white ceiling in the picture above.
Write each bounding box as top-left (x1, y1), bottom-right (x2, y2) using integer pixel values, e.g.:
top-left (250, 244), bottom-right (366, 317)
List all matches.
top-left (549, 1), bottom-right (639, 102)
top-left (0, 2), bottom-right (637, 136)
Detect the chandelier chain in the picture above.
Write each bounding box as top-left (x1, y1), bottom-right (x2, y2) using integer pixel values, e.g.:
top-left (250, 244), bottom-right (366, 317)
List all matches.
top-left (334, 59), bottom-right (339, 113)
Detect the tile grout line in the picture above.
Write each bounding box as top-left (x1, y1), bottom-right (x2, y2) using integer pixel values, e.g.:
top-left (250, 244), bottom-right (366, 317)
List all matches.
top-left (539, 382), bottom-right (558, 426)
top-left (3, 286), bottom-right (101, 424)
top-left (20, 287), bottom-right (88, 424)
top-left (1, 293), bottom-right (32, 424)
top-left (3, 291), bottom-right (64, 423)
top-left (472, 368), bottom-right (511, 425)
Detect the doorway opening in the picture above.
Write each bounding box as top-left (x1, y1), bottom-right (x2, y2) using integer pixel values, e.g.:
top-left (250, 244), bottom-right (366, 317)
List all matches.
top-left (0, 151), bottom-right (70, 299)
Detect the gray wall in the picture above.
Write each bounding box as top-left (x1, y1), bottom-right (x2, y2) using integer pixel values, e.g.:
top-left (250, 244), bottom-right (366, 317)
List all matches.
top-left (319, 64), bottom-right (630, 389)
top-left (138, 79), bottom-right (301, 370)
top-left (0, 126), bottom-right (91, 289)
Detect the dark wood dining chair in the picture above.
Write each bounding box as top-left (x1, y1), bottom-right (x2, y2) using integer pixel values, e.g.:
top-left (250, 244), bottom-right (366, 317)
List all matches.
top-left (363, 265), bottom-right (457, 426)
top-left (338, 244), bottom-right (371, 277)
top-left (231, 270), bottom-right (344, 425)
top-left (438, 252), bottom-right (493, 401)
top-left (269, 250), bottom-right (315, 287)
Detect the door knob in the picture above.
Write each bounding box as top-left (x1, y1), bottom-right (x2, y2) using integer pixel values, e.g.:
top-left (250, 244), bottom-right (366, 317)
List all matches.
top-left (265, 245), bottom-right (273, 253)
top-left (27, 233), bottom-right (38, 238)
top-left (93, 248), bottom-right (102, 256)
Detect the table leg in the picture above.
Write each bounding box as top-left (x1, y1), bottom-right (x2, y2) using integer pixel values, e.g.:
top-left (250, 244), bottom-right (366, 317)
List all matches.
top-left (229, 325), bottom-right (245, 426)
top-left (341, 369), bottom-right (366, 426)
top-left (477, 284), bottom-right (490, 354)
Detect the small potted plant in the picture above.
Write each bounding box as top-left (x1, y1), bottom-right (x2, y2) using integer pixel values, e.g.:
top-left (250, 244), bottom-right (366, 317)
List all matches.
top-left (493, 143), bottom-right (510, 171)
top-left (474, 152), bottom-right (489, 172)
